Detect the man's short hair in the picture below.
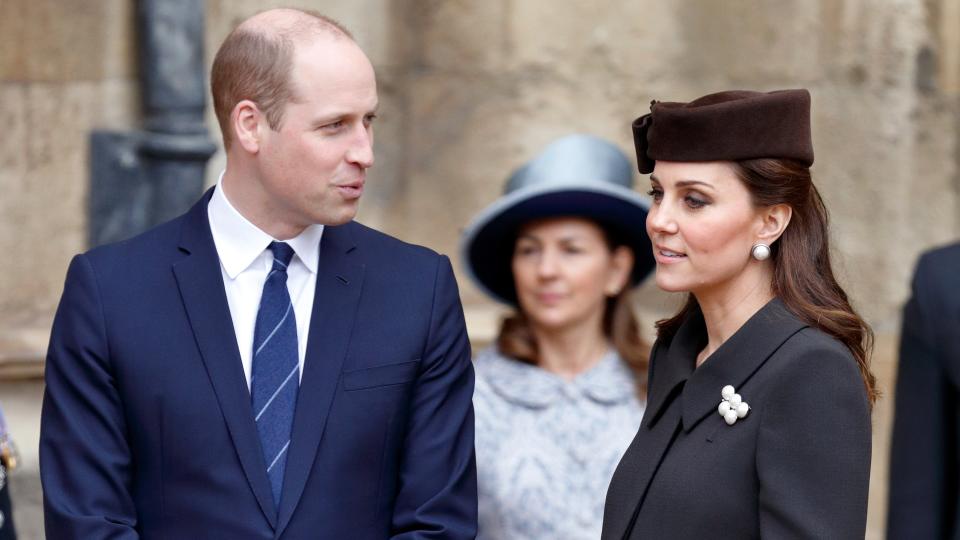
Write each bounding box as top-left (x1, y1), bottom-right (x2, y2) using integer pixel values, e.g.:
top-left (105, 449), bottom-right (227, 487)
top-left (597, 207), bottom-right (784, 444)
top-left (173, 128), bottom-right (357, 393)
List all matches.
top-left (210, 9), bottom-right (353, 149)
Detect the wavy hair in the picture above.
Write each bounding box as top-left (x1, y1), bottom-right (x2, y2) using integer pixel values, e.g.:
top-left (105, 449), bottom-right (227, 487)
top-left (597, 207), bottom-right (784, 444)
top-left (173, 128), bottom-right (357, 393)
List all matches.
top-left (654, 158), bottom-right (877, 406)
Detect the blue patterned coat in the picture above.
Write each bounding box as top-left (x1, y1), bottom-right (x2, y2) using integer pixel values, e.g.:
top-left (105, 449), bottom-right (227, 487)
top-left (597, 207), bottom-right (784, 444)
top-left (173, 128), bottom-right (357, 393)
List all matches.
top-left (474, 347), bottom-right (644, 540)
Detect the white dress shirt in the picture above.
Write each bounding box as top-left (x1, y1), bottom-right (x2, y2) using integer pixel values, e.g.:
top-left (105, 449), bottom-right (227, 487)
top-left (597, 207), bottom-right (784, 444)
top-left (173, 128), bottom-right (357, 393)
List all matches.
top-left (207, 180), bottom-right (324, 389)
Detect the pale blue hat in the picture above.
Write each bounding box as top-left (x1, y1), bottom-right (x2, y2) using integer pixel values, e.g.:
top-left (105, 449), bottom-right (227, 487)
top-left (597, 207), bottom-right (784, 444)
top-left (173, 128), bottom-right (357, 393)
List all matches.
top-left (461, 134), bottom-right (654, 305)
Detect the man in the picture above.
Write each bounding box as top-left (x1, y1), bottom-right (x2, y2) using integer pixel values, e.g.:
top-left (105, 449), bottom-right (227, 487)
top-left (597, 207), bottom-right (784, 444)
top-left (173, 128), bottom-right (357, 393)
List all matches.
top-left (887, 241), bottom-right (960, 539)
top-left (40, 9), bottom-right (477, 539)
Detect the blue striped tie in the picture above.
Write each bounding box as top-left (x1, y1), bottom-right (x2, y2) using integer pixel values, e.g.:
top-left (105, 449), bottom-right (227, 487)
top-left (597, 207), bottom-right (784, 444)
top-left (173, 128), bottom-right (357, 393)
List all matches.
top-left (251, 242), bottom-right (299, 507)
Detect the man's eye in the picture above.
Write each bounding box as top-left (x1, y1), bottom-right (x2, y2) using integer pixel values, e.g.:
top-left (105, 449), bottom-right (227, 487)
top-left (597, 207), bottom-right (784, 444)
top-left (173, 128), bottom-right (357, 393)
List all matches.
top-left (322, 121), bottom-right (344, 131)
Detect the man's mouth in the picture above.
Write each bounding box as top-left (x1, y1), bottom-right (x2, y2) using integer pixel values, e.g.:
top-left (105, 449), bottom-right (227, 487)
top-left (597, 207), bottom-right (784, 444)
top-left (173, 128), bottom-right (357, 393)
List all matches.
top-left (336, 178), bottom-right (365, 199)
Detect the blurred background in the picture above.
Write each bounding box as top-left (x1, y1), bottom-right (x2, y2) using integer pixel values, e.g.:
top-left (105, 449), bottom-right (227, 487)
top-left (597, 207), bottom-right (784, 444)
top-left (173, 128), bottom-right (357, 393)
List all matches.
top-left (1, 0), bottom-right (958, 538)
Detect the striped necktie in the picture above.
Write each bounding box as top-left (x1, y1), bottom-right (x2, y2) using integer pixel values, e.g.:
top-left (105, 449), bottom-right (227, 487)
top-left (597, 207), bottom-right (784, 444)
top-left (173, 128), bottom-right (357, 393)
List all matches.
top-left (251, 241), bottom-right (299, 507)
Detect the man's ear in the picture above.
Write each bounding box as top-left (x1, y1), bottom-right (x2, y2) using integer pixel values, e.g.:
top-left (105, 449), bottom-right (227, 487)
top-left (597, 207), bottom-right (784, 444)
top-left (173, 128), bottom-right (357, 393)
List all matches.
top-left (756, 203), bottom-right (793, 245)
top-left (232, 100), bottom-right (263, 154)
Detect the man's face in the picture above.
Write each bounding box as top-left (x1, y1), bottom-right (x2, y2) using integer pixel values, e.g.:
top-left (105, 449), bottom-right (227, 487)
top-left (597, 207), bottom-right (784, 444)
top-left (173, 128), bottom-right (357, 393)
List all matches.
top-left (255, 35), bottom-right (378, 231)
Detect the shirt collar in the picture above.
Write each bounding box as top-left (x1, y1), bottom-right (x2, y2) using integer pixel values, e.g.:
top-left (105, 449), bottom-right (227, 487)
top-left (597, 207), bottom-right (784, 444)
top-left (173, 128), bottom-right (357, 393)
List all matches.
top-left (480, 347), bottom-right (637, 408)
top-left (208, 172), bottom-right (324, 278)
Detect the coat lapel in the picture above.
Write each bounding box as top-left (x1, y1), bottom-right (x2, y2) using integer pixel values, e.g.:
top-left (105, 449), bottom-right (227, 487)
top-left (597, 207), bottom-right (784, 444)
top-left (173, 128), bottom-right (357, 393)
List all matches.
top-left (603, 299), bottom-right (809, 540)
top-left (602, 392), bottom-right (682, 540)
top-left (602, 316), bottom-right (700, 540)
top-left (171, 191), bottom-right (277, 527)
top-left (680, 299), bottom-right (808, 432)
top-left (641, 315), bottom-right (703, 428)
top-left (275, 223), bottom-right (364, 536)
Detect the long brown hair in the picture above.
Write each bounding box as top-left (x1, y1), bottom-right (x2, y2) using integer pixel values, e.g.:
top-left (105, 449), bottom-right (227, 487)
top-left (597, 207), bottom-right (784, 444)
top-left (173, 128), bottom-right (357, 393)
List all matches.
top-left (654, 158), bottom-right (877, 406)
top-left (497, 228), bottom-right (650, 398)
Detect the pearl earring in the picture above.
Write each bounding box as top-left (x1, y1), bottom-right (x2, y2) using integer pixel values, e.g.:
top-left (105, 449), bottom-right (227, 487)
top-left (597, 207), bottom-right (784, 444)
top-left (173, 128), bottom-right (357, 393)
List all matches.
top-left (751, 243), bottom-right (770, 261)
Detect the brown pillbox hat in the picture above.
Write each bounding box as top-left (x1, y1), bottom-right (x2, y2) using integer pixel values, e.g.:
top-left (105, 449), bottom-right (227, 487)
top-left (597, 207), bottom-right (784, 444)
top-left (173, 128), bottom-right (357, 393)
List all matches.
top-left (632, 89), bottom-right (814, 174)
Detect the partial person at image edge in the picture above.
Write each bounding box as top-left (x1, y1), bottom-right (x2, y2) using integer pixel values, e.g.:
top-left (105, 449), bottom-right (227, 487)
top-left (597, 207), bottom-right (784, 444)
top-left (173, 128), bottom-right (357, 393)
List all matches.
top-left (887, 241), bottom-right (960, 539)
top-left (0, 403), bottom-right (16, 540)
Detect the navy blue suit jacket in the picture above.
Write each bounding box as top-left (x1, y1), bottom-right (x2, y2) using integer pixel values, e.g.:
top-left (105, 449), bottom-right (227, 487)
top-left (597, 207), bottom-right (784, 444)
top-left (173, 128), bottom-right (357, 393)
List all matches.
top-left (40, 192), bottom-right (478, 539)
top-left (888, 242), bottom-right (960, 539)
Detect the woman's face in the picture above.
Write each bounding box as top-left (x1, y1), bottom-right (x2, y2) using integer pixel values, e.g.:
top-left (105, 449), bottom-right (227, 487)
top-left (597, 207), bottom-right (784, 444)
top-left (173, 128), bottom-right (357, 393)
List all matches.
top-left (512, 217), bottom-right (633, 333)
top-left (646, 161), bottom-right (770, 297)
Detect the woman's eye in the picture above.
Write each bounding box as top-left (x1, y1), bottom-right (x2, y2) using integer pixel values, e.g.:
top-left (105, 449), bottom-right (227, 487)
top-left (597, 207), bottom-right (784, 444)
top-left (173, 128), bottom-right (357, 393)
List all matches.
top-left (647, 188), bottom-right (663, 202)
top-left (685, 195), bottom-right (708, 209)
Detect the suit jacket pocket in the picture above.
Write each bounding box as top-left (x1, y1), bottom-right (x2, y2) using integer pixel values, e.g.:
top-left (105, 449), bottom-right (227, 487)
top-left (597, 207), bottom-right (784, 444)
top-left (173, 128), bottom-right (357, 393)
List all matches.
top-left (342, 359), bottom-right (421, 391)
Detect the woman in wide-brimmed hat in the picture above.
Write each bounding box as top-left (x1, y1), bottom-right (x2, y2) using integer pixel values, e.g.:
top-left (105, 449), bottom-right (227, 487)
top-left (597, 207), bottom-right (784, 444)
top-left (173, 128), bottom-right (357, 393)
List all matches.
top-left (602, 89), bottom-right (876, 539)
top-left (461, 134), bottom-right (655, 540)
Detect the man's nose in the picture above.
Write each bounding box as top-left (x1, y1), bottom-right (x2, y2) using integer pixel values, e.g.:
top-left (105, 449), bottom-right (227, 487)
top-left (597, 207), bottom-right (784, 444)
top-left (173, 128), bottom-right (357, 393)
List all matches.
top-left (347, 124), bottom-right (374, 169)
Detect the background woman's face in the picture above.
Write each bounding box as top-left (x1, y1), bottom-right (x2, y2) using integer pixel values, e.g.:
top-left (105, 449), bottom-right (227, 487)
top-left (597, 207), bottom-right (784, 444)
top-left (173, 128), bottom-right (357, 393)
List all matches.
top-left (645, 161), bottom-right (765, 296)
top-left (512, 217), bottom-right (632, 334)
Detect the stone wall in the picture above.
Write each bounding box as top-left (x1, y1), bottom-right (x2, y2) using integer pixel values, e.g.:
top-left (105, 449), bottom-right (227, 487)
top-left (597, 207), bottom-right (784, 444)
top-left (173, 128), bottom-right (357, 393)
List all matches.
top-left (2, 1), bottom-right (959, 538)
top-left (390, 0), bottom-right (960, 328)
top-left (0, 0), bottom-right (137, 340)
top-left (3, 1), bottom-right (956, 357)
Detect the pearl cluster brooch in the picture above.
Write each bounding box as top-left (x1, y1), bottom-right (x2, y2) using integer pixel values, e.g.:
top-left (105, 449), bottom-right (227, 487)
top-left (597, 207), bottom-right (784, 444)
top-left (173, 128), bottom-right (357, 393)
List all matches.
top-left (718, 385), bottom-right (750, 425)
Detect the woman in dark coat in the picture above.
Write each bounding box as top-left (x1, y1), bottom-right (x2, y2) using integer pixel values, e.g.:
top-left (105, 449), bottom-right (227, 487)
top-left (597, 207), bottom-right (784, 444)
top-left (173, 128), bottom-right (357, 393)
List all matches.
top-left (601, 89), bottom-right (876, 539)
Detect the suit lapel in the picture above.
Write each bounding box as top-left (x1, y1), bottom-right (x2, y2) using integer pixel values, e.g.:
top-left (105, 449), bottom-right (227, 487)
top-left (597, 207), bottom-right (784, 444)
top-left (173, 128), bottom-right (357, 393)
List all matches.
top-left (172, 191), bottom-right (278, 527)
top-left (276, 223), bottom-right (364, 536)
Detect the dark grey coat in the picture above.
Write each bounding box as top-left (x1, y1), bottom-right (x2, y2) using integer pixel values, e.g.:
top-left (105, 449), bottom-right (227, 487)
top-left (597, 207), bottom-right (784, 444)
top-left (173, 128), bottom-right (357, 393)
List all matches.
top-left (602, 299), bottom-right (872, 539)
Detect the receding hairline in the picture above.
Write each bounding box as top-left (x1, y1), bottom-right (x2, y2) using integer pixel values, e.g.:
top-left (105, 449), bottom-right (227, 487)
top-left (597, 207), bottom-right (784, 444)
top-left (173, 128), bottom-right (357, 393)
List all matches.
top-left (234, 7), bottom-right (354, 47)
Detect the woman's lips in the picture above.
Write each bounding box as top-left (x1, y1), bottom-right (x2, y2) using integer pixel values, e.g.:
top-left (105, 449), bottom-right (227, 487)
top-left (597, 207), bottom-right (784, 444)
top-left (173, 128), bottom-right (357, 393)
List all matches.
top-left (535, 292), bottom-right (565, 305)
top-left (654, 246), bottom-right (687, 264)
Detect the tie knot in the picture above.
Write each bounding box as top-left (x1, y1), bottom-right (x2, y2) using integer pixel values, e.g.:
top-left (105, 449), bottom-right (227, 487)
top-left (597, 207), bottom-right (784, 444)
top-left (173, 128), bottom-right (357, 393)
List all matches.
top-left (269, 242), bottom-right (295, 270)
